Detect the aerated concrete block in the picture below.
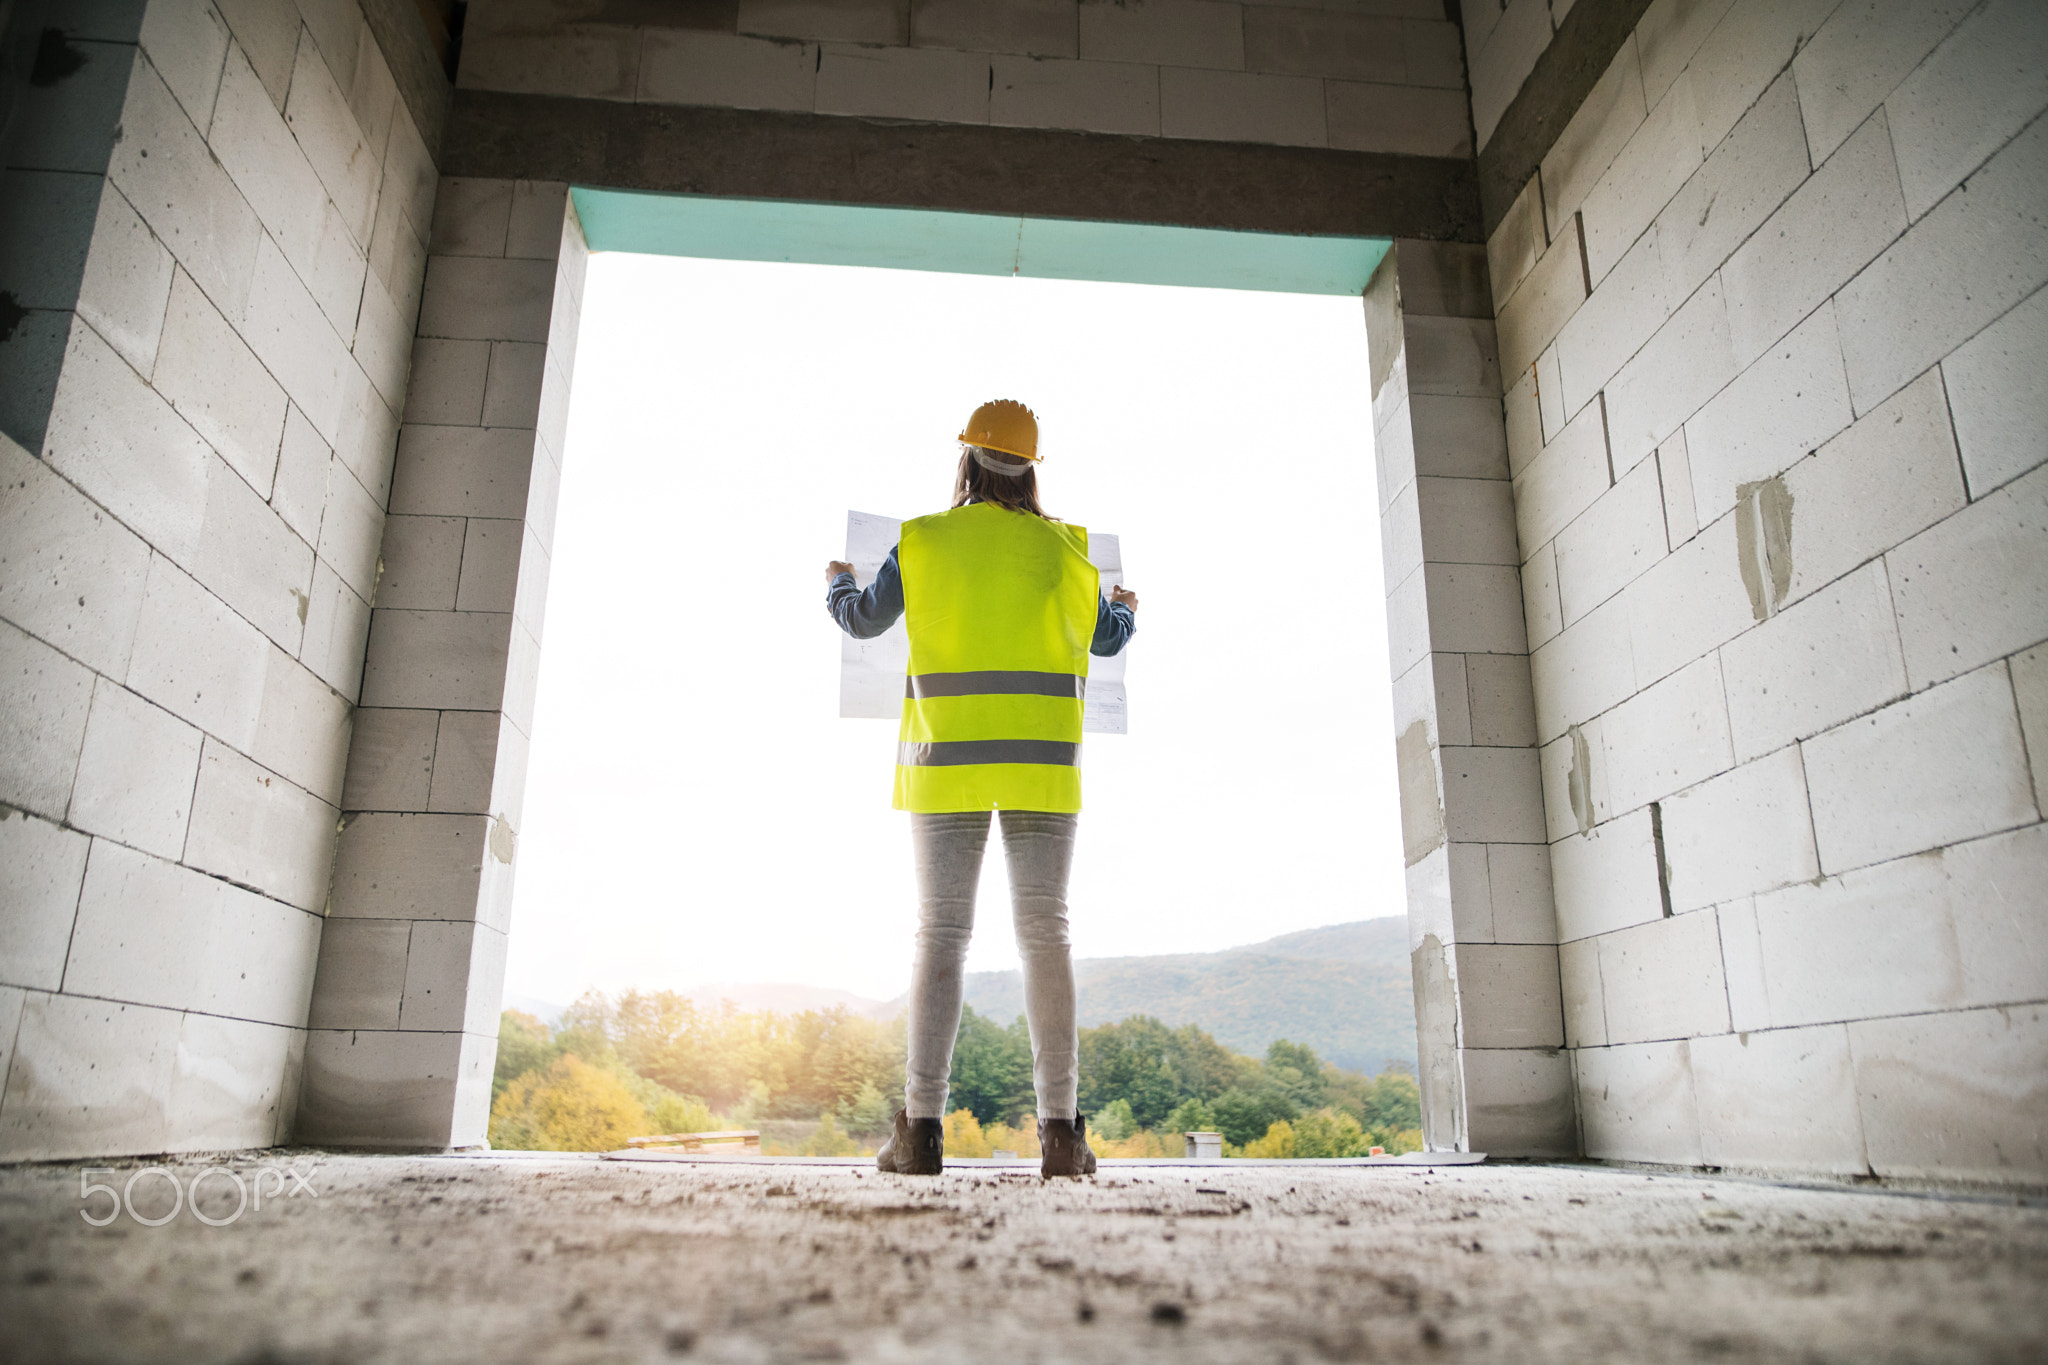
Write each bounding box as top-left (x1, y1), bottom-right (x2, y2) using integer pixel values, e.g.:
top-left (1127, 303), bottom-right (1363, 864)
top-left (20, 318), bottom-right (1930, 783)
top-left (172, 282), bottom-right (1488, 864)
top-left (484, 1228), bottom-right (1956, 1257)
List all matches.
top-left (328, 811), bottom-right (510, 927)
top-left (0, 432), bottom-right (150, 680)
top-left (1692, 1024), bottom-right (1868, 1173)
top-left (1943, 285), bottom-right (2048, 498)
top-left (1851, 1003), bottom-right (2048, 1181)
top-left (125, 554), bottom-right (270, 752)
top-left (1720, 113), bottom-right (1907, 369)
top-left (1574, 1039), bottom-right (1702, 1165)
top-left (1836, 113), bottom-right (2048, 415)
top-left (389, 425), bottom-right (537, 519)
top-left (1080, 0), bottom-right (1242, 69)
top-left (1550, 806), bottom-right (1662, 941)
top-left (242, 237), bottom-right (356, 445)
top-left (1603, 276), bottom-right (1736, 475)
top-left (66, 678), bottom-right (202, 860)
top-left (1557, 231), bottom-right (1669, 422)
top-left (1686, 0), bottom-right (1837, 154)
top-left (1594, 653), bottom-right (1734, 816)
top-left (1597, 909), bottom-right (1731, 1044)
top-left (913, 0), bottom-right (1077, 57)
top-left (740, 0), bottom-right (909, 45)
top-left (1684, 304), bottom-right (1855, 522)
top-left (457, 24), bottom-right (642, 101)
top-left (1559, 936), bottom-right (1605, 1046)
top-left (1495, 215), bottom-right (1585, 383)
top-left (0, 992), bottom-right (184, 1160)
top-left (1540, 38), bottom-right (1647, 240)
top-left (1946, 822), bottom-right (2048, 1010)
top-left (990, 54), bottom-right (1159, 135)
top-left (1888, 464), bottom-right (2048, 689)
top-left (191, 456), bottom-right (316, 653)
top-left (1882, 0), bottom-right (2048, 222)
top-left (1454, 943), bottom-right (1565, 1048)
top-left (109, 58), bottom-right (262, 322)
top-left (183, 740), bottom-right (338, 912)
top-left (417, 256), bottom-right (560, 344)
top-left (1654, 73), bottom-right (1808, 309)
top-left (65, 839), bottom-right (321, 1026)
top-left (41, 322), bottom-right (213, 565)
top-left (1791, 0), bottom-right (1973, 164)
top-left (1577, 73), bottom-right (1702, 285)
top-left (342, 707), bottom-right (438, 812)
top-left (1530, 590), bottom-right (1635, 743)
top-left (1555, 458), bottom-right (1665, 625)
top-left (1777, 369), bottom-right (1966, 607)
top-left (1804, 662), bottom-right (2037, 873)
top-left (297, 1026), bottom-right (496, 1148)
top-left (253, 648), bottom-right (353, 806)
top-left (1512, 396), bottom-right (1608, 555)
top-left (1720, 562), bottom-right (1908, 760)
top-left (1660, 745), bottom-right (1819, 912)
top-left (1159, 67), bottom-right (1325, 147)
top-left (1461, 1047), bottom-right (1577, 1156)
top-left (1488, 176), bottom-right (1548, 315)
top-left (75, 183), bottom-right (175, 377)
top-left (284, 35), bottom-right (381, 244)
top-left (1325, 81), bottom-right (1470, 158)
top-left (0, 810), bottom-right (89, 992)
top-left (816, 43), bottom-right (991, 123)
top-left (358, 610), bottom-right (515, 713)
top-left (297, 560), bottom-right (371, 701)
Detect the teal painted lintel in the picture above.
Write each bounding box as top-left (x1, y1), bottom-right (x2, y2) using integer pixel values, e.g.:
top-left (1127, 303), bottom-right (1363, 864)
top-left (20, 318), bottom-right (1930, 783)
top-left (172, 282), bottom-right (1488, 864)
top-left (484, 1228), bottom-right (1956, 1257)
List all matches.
top-left (570, 188), bottom-right (1389, 297)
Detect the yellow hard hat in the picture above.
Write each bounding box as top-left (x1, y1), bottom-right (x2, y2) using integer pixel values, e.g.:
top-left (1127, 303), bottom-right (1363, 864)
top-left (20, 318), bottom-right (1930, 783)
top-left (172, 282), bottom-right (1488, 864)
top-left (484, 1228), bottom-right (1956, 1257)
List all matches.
top-left (958, 400), bottom-right (1042, 462)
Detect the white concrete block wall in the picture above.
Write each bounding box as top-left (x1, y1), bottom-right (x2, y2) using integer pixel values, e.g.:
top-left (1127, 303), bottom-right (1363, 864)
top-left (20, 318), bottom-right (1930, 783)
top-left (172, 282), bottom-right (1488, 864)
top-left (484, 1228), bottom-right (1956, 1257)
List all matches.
top-left (1372, 241), bottom-right (1573, 1158)
top-left (1482, 0), bottom-right (2048, 1180)
top-left (298, 178), bottom-right (584, 1150)
top-left (455, 0), bottom-right (1473, 157)
top-left (0, 0), bottom-right (436, 1160)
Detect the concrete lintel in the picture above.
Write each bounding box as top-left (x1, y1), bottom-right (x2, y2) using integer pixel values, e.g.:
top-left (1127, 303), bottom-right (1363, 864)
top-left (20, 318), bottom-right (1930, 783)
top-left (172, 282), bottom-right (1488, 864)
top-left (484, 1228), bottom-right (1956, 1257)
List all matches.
top-left (441, 89), bottom-right (1483, 243)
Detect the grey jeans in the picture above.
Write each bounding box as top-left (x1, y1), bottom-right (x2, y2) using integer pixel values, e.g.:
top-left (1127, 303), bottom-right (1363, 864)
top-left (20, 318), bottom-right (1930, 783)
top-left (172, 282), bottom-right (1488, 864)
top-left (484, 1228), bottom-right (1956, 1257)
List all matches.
top-left (905, 809), bottom-right (1079, 1120)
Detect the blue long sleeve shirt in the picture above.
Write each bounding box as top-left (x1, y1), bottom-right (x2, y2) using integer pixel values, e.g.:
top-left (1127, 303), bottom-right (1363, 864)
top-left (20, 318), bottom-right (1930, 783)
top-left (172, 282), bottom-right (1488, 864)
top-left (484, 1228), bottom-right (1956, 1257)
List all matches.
top-left (826, 546), bottom-right (1136, 656)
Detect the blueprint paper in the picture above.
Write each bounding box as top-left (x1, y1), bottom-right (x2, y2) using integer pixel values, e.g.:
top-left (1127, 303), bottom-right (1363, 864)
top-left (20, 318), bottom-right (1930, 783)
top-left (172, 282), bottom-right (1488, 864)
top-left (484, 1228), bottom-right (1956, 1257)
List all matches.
top-left (838, 510), bottom-right (1130, 734)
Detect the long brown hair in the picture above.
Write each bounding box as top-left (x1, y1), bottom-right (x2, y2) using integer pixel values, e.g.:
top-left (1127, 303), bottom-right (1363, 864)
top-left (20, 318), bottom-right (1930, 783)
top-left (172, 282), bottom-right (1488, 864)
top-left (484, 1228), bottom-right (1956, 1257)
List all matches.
top-left (951, 447), bottom-right (1053, 518)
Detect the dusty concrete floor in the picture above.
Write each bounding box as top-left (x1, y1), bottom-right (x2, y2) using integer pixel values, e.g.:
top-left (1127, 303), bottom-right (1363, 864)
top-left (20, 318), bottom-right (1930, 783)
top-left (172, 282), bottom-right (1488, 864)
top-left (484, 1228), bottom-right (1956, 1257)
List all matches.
top-left (0, 1153), bottom-right (2043, 1364)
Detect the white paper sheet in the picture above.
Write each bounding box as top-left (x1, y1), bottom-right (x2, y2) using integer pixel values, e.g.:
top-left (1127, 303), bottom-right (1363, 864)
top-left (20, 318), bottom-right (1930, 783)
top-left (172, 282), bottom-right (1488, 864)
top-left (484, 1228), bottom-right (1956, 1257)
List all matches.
top-left (837, 510), bottom-right (1130, 734)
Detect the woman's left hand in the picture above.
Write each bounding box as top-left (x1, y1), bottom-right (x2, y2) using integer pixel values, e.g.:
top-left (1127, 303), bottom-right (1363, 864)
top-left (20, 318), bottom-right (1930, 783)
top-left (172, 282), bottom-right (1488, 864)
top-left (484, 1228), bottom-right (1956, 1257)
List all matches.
top-left (1110, 584), bottom-right (1139, 610)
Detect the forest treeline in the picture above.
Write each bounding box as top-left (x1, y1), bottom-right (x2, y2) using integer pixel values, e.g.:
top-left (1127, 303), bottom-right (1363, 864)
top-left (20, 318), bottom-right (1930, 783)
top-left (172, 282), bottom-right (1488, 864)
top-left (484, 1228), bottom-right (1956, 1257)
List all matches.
top-left (489, 989), bottom-right (1424, 1158)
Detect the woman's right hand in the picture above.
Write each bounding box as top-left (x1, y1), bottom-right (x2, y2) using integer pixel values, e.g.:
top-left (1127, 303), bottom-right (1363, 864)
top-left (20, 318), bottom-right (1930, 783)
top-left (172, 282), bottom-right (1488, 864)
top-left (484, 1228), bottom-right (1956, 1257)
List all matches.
top-left (826, 560), bottom-right (854, 583)
top-left (1110, 584), bottom-right (1138, 611)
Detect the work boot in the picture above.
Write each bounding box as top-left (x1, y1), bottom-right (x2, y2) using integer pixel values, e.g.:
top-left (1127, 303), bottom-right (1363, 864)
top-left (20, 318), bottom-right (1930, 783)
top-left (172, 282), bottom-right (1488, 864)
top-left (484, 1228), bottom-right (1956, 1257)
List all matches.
top-left (875, 1110), bottom-right (944, 1175)
top-left (1039, 1114), bottom-right (1098, 1178)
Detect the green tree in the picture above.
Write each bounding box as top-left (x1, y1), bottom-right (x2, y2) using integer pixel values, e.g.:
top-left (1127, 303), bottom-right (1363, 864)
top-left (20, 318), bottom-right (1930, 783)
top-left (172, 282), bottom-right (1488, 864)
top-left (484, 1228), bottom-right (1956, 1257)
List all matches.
top-left (1292, 1107), bottom-right (1372, 1158)
top-left (1164, 1097), bottom-right (1218, 1135)
top-left (1077, 1016), bottom-right (1185, 1128)
top-left (948, 1006), bottom-right (1035, 1123)
top-left (1090, 1097), bottom-right (1138, 1141)
top-left (803, 1111), bottom-right (858, 1156)
top-left (1263, 1039), bottom-right (1329, 1109)
top-left (489, 1053), bottom-right (650, 1152)
top-left (838, 1079), bottom-right (895, 1136)
top-left (1211, 1086), bottom-right (1299, 1146)
top-left (1355, 1070), bottom-right (1422, 1134)
top-left (493, 1010), bottom-right (559, 1099)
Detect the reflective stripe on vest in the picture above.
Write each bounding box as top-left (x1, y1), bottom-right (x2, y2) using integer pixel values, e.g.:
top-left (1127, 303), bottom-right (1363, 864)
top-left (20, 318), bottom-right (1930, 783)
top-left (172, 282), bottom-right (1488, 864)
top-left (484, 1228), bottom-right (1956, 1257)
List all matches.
top-left (892, 502), bottom-right (1097, 815)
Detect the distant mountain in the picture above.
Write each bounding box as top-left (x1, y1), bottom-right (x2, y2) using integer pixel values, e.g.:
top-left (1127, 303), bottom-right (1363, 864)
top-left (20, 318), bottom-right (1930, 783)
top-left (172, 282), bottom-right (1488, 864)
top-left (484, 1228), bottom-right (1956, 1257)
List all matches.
top-left (504, 993), bottom-right (567, 1026)
top-left (683, 982), bottom-right (897, 1017)
top-left (959, 917), bottom-right (1417, 1074)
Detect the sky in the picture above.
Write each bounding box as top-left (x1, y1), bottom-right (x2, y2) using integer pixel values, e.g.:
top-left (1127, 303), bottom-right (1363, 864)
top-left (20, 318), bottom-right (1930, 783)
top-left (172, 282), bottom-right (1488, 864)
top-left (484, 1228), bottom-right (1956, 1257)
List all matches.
top-left (501, 251), bottom-right (1404, 1008)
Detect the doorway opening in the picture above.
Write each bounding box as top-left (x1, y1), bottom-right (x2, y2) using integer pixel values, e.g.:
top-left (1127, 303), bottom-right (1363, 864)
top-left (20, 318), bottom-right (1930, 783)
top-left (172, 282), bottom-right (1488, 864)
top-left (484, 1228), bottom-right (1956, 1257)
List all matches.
top-left (490, 194), bottom-right (1418, 1159)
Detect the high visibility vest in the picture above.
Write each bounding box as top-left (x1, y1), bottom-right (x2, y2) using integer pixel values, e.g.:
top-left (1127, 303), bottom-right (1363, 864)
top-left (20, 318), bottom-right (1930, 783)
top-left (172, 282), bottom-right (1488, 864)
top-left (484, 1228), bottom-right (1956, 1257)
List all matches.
top-left (893, 502), bottom-right (1098, 814)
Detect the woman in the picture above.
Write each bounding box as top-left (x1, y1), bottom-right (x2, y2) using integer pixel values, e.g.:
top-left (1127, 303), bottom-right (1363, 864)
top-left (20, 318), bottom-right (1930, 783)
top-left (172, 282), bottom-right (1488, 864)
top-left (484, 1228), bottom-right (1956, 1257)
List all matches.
top-left (824, 400), bottom-right (1138, 1178)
